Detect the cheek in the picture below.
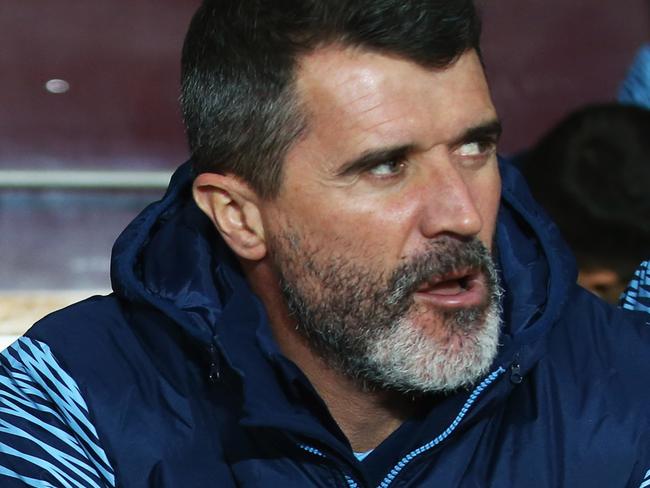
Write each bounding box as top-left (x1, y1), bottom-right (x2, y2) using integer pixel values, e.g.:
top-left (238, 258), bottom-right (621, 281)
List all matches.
top-left (293, 194), bottom-right (419, 262)
top-left (341, 194), bottom-right (419, 242)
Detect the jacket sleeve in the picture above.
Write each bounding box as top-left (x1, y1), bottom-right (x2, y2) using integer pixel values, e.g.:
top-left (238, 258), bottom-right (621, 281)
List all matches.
top-left (0, 337), bottom-right (116, 487)
top-left (620, 260), bottom-right (650, 313)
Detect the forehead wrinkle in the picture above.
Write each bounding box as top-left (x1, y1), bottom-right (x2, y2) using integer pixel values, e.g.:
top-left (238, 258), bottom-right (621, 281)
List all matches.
top-left (327, 72), bottom-right (424, 146)
top-left (298, 49), bottom-right (392, 116)
top-left (301, 84), bottom-right (409, 160)
top-left (313, 79), bottom-right (388, 132)
top-left (354, 113), bottom-right (414, 150)
top-left (331, 76), bottom-right (416, 146)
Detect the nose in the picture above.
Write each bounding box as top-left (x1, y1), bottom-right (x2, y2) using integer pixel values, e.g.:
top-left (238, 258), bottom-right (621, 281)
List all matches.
top-left (418, 160), bottom-right (484, 240)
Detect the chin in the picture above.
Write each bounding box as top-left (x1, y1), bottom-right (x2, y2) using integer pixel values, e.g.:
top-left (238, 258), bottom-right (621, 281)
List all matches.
top-left (361, 301), bottom-right (503, 394)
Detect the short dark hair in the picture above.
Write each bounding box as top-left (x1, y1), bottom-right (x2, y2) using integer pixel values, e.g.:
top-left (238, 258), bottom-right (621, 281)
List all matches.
top-left (181, 0), bottom-right (482, 199)
top-left (519, 103), bottom-right (650, 279)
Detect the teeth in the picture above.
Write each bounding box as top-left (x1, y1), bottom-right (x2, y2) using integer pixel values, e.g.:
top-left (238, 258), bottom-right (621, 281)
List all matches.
top-left (428, 279), bottom-right (464, 295)
top-left (420, 273), bottom-right (473, 293)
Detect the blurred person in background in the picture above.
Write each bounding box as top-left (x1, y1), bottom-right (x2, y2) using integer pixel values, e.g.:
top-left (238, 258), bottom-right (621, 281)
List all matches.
top-left (518, 103), bottom-right (650, 303)
top-left (618, 46), bottom-right (650, 314)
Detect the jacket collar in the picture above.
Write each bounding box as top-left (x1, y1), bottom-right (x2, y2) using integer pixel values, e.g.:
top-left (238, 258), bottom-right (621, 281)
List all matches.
top-left (109, 158), bottom-right (576, 450)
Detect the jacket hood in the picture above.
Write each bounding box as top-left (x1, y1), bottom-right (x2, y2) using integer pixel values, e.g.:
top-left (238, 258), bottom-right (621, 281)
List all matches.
top-left (110, 158), bottom-right (577, 445)
top-left (492, 157), bottom-right (577, 373)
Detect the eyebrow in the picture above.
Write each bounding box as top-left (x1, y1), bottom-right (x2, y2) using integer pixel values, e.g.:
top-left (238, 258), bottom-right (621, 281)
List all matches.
top-left (449, 119), bottom-right (503, 148)
top-left (335, 144), bottom-right (416, 177)
top-left (334, 118), bottom-right (503, 178)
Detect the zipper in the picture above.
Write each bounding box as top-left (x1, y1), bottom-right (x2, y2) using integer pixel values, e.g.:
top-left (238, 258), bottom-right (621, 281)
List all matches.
top-left (298, 444), bottom-right (361, 487)
top-left (208, 337), bottom-right (221, 383)
top-left (377, 366), bottom-right (507, 488)
top-left (298, 365), bottom-right (508, 488)
top-left (509, 354), bottom-right (523, 384)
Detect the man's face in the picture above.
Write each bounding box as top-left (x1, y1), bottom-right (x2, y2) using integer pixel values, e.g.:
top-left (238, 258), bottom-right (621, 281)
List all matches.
top-left (261, 47), bottom-right (503, 393)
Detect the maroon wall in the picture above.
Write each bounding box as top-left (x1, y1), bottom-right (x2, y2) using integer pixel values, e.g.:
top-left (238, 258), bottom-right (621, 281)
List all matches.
top-left (1, 1), bottom-right (649, 166)
top-left (481, 0), bottom-right (650, 153)
top-left (0, 0), bottom-right (199, 170)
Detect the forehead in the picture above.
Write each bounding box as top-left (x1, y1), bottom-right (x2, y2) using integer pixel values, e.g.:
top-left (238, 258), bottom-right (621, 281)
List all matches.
top-left (290, 47), bottom-right (495, 171)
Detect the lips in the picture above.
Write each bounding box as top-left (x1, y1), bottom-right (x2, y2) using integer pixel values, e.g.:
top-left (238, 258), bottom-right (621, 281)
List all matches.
top-left (414, 269), bottom-right (487, 308)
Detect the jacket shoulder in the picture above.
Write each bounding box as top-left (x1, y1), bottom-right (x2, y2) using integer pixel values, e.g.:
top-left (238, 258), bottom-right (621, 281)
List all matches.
top-left (0, 297), bottom-right (127, 486)
top-left (546, 285), bottom-right (650, 398)
top-left (2, 296), bottom-right (237, 486)
top-left (0, 336), bottom-right (116, 487)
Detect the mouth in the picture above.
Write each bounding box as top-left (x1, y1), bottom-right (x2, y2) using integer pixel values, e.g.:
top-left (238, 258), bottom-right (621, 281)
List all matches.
top-left (414, 269), bottom-right (487, 308)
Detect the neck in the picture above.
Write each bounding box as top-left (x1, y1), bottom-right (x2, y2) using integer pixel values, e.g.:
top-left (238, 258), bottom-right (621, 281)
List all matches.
top-left (283, 335), bottom-right (416, 451)
top-left (242, 258), bottom-right (417, 451)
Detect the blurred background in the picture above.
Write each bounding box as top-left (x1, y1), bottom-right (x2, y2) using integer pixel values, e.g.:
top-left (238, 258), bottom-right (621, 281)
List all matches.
top-left (1, 0), bottom-right (649, 344)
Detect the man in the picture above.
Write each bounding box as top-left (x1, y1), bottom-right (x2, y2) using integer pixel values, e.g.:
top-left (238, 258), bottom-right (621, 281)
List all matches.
top-left (1, 1), bottom-right (649, 487)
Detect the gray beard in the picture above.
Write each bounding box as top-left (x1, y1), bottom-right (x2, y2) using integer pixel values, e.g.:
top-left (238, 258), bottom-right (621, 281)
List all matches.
top-left (271, 233), bottom-right (503, 394)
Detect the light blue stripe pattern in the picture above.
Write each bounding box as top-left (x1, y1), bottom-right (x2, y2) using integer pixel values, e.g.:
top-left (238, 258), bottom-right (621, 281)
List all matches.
top-left (621, 261), bottom-right (650, 314)
top-left (0, 337), bottom-right (115, 487)
top-left (640, 468), bottom-right (650, 487)
top-left (0, 465), bottom-right (57, 488)
top-left (344, 474), bottom-right (360, 487)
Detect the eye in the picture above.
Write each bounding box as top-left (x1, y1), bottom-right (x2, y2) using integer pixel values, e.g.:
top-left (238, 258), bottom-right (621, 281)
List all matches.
top-left (457, 139), bottom-right (497, 158)
top-left (368, 159), bottom-right (406, 177)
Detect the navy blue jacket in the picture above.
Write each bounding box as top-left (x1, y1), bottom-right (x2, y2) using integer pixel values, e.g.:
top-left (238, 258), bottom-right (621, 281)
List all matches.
top-left (1, 160), bottom-right (650, 487)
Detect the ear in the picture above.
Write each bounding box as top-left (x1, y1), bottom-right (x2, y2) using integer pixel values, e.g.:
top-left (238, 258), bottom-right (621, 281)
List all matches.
top-left (193, 172), bottom-right (267, 261)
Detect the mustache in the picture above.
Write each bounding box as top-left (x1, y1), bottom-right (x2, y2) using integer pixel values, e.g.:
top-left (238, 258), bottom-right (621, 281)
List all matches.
top-left (386, 237), bottom-right (495, 305)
